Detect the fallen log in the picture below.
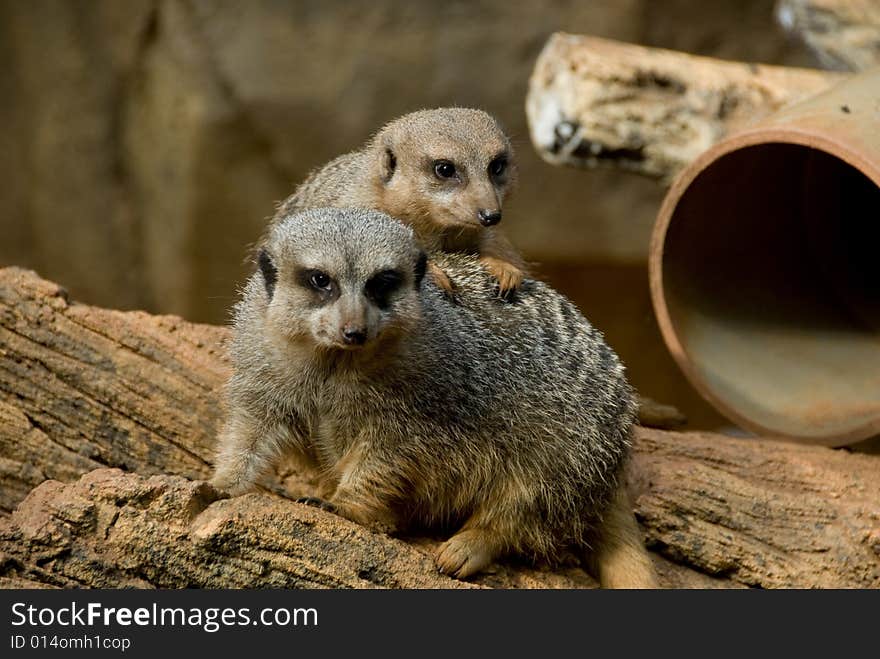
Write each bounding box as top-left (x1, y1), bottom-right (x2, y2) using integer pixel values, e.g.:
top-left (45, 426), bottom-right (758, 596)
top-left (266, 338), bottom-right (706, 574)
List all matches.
top-left (631, 430), bottom-right (880, 588)
top-left (776, 0), bottom-right (880, 71)
top-left (0, 267), bottom-right (229, 513)
top-left (0, 469), bottom-right (469, 589)
top-left (0, 267), bottom-right (878, 588)
top-left (526, 33), bottom-right (842, 181)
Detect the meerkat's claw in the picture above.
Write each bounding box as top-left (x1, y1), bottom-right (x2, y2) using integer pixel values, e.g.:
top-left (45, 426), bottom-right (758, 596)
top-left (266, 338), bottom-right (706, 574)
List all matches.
top-left (436, 529), bottom-right (498, 579)
top-left (428, 261), bottom-right (457, 298)
top-left (496, 270), bottom-right (523, 297)
top-left (296, 496), bottom-right (337, 513)
top-left (480, 256), bottom-right (523, 296)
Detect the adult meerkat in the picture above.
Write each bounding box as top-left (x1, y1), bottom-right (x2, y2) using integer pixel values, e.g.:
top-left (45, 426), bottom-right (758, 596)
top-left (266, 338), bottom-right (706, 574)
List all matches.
top-left (272, 108), bottom-right (525, 294)
top-left (213, 207), bottom-right (656, 588)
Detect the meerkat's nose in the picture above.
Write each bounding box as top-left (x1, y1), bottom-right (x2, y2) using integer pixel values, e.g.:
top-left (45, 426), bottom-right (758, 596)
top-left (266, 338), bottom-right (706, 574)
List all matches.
top-left (342, 325), bottom-right (367, 346)
top-left (478, 209), bottom-right (502, 227)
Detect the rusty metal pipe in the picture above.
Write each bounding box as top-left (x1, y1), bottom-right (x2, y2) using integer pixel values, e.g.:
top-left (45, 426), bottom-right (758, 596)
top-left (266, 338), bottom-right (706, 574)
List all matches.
top-left (650, 68), bottom-right (880, 446)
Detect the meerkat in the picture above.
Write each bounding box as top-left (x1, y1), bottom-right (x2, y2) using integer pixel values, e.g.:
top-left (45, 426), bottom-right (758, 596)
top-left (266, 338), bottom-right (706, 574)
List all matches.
top-left (271, 107), bottom-right (681, 430)
top-left (271, 107), bottom-right (526, 295)
top-left (212, 207), bottom-right (657, 588)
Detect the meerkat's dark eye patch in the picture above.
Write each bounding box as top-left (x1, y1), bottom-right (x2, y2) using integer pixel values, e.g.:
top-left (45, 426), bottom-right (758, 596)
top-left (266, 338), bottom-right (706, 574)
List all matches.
top-left (365, 269), bottom-right (404, 308)
top-left (433, 160), bottom-right (457, 180)
top-left (257, 249), bottom-right (278, 300)
top-left (488, 154), bottom-right (508, 179)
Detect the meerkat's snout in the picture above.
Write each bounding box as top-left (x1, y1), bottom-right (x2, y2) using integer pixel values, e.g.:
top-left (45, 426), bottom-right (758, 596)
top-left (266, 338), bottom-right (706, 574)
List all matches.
top-left (331, 292), bottom-right (373, 349)
top-left (341, 324), bottom-right (367, 345)
top-left (478, 208), bottom-right (502, 227)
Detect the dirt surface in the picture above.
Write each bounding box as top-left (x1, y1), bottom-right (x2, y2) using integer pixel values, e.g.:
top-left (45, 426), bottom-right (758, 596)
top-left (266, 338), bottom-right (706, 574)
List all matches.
top-left (1, 267), bottom-right (878, 589)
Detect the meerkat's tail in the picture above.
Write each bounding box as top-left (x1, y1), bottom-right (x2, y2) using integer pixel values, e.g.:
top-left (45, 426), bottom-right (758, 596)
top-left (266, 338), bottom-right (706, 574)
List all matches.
top-left (588, 484), bottom-right (659, 589)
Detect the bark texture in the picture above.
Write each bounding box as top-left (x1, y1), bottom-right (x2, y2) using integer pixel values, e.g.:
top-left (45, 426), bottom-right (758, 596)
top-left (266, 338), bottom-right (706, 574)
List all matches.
top-left (526, 33), bottom-right (842, 181)
top-left (1, 267), bottom-right (878, 589)
top-left (0, 267), bottom-right (229, 514)
top-left (776, 0), bottom-right (880, 71)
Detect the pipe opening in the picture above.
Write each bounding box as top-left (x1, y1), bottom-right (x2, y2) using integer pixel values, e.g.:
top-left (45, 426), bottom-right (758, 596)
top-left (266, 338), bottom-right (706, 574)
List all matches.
top-left (663, 142), bottom-right (880, 443)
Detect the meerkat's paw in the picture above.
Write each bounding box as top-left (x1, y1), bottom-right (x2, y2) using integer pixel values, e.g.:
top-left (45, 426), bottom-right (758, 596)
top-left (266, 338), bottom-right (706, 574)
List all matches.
top-left (436, 529), bottom-right (500, 579)
top-left (328, 497), bottom-right (399, 535)
top-left (479, 256), bottom-right (523, 295)
top-left (296, 496), bottom-right (338, 513)
top-left (298, 496), bottom-right (395, 533)
top-left (208, 473), bottom-right (244, 497)
top-left (428, 261), bottom-right (456, 298)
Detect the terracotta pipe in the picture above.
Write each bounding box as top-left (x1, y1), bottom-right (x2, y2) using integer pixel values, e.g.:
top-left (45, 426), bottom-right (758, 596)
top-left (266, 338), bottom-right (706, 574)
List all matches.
top-left (650, 67), bottom-right (880, 446)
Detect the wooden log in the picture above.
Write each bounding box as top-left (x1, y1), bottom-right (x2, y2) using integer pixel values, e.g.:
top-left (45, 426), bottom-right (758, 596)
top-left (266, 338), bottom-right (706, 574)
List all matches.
top-left (0, 469), bottom-right (471, 589)
top-left (0, 267), bottom-right (878, 588)
top-left (526, 33), bottom-right (843, 181)
top-left (632, 430), bottom-right (880, 588)
top-left (0, 267), bottom-right (230, 513)
top-left (776, 0), bottom-right (880, 71)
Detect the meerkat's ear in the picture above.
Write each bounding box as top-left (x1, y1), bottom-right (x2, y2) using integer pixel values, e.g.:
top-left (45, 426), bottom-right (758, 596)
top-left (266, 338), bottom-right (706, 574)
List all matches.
top-left (379, 146), bottom-right (397, 183)
top-left (414, 251), bottom-right (427, 289)
top-left (257, 248), bottom-right (278, 300)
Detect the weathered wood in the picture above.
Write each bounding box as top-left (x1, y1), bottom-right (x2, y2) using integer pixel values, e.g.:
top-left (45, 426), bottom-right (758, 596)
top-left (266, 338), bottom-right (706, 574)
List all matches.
top-left (0, 267), bottom-right (878, 588)
top-left (0, 267), bottom-right (229, 513)
top-left (776, 0), bottom-right (880, 71)
top-left (2, 428), bottom-right (877, 589)
top-left (526, 33), bottom-right (842, 181)
top-left (632, 430), bottom-right (880, 588)
top-left (0, 469), bottom-right (472, 589)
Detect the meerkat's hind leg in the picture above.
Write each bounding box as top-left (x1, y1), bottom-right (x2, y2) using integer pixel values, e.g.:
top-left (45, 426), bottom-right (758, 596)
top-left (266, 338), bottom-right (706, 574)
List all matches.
top-left (589, 484), bottom-right (658, 589)
top-left (324, 458), bottom-right (402, 535)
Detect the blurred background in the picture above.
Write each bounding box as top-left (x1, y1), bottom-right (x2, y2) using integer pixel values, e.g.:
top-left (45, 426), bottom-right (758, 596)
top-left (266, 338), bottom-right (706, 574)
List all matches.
top-left (0, 0), bottom-right (817, 430)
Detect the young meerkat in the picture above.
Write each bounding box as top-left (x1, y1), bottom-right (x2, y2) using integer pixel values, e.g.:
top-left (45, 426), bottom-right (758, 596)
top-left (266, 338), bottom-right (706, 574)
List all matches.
top-left (212, 207), bottom-right (657, 588)
top-left (272, 107), bottom-right (526, 295)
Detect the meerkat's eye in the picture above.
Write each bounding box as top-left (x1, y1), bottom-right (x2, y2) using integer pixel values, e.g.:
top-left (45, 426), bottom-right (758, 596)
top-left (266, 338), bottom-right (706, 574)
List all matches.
top-left (365, 270), bottom-right (403, 309)
top-left (433, 160), bottom-right (457, 180)
top-left (306, 270), bottom-right (332, 291)
top-left (489, 155), bottom-right (508, 178)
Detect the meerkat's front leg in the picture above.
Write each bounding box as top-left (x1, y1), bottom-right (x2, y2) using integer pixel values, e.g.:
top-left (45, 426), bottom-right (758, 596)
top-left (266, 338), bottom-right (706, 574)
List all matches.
top-left (316, 443), bottom-right (403, 534)
top-left (480, 256), bottom-right (523, 295)
top-left (478, 230), bottom-right (525, 295)
top-left (211, 408), bottom-right (304, 496)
